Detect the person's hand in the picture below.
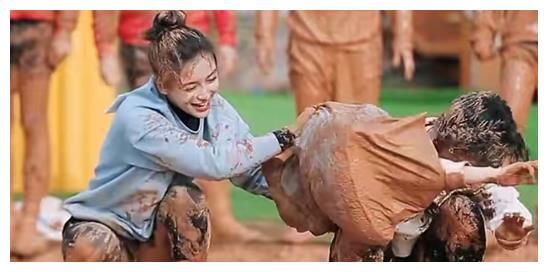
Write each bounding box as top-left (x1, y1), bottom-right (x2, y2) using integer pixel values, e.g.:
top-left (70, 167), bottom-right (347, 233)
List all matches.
top-left (392, 44), bottom-right (415, 81)
top-left (48, 31), bottom-right (73, 69)
top-left (219, 45), bottom-right (237, 77)
top-left (287, 107), bottom-right (316, 137)
top-left (256, 37), bottom-right (275, 76)
top-left (472, 40), bottom-right (497, 61)
top-left (496, 161), bottom-right (537, 186)
top-left (495, 212), bottom-right (535, 250)
top-left (99, 53), bottom-right (123, 87)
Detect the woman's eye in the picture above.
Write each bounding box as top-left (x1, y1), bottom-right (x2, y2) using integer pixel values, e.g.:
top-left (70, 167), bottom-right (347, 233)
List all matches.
top-left (183, 84), bottom-right (198, 92)
top-left (206, 76), bottom-right (217, 82)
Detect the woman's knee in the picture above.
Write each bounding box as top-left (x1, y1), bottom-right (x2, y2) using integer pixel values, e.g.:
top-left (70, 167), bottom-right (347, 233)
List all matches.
top-left (62, 220), bottom-right (130, 262)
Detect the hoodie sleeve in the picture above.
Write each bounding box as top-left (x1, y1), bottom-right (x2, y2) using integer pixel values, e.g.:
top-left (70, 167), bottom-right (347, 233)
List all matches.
top-left (124, 107), bottom-right (281, 181)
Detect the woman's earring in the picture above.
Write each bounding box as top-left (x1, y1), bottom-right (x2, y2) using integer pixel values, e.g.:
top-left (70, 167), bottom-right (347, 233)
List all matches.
top-left (448, 147), bottom-right (455, 154)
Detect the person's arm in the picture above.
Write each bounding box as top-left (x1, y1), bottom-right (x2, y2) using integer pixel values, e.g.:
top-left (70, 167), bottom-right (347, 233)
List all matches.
top-left (216, 96), bottom-right (314, 197)
top-left (471, 10), bottom-right (499, 60)
top-left (93, 11), bottom-right (119, 59)
top-left (54, 10), bottom-right (79, 34)
top-left (212, 10), bottom-right (237, 47)
top-left (392, 10), bottom-right (414, 81)
top-left (230, 166), bottom-right (271, 198)
top-left (211, 10), bottom-right (237, 76)
top-left (441, 159), bottom-right (537, 191)
top-left (48, 11), bottom-right (79, 68)
top-left (255, 10), bottom-right (279, 76)
top-left (126, 108), bottom-right (281, 181)
top-left (92, 11), bottom-right (122, 87)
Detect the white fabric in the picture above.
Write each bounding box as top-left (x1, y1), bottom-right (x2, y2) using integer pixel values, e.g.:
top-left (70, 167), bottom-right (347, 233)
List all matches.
top-left (392, 212), bottom-right (432, 257)
top-left (14, 196), bottom-right (71, 241)
top-left (483, 184), bottom-right (533, 231)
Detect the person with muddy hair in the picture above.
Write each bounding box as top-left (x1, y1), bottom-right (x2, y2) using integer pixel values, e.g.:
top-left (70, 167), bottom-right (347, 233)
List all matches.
top-left (10, 10), bottom-right (79, 257)
top-left (262, 91), bottom-right (537, 261)
top-left (61, 11), bottom-right (314, 261)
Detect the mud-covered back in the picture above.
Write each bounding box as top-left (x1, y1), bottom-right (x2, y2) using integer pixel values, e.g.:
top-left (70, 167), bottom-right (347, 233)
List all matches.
top-left (263, 102), bottom-right (446, 245)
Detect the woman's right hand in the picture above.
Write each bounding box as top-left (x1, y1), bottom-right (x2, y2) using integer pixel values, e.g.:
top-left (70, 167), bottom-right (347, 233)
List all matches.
top-left (287, 107), bottom-right (316, 137)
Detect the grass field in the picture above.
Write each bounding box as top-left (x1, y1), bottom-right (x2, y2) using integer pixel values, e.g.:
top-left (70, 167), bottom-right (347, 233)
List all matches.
top-left (223, 88), bottom-right (538, 221)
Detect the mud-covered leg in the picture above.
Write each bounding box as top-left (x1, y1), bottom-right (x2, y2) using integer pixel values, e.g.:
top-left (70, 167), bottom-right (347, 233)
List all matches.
top-left (62, 219), bottom-right (134, 261)
top-left (154, 183), bottom-right (211, 261)
top-left (329, 229), bottom-right (384, 262)
top-left (424, 194), bottom-right (486, 261)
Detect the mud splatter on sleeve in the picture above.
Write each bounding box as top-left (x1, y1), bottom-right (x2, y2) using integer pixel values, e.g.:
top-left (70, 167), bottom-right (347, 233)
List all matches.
top-left (230, 165), bottom-right (271, 198)
top-left (126, 107), bottom-right (281, 180)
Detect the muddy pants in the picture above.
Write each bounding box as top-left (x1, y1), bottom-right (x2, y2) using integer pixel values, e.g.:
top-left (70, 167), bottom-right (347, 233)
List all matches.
top-left (288, 35), bottom-right (383, 114)
top-left (62, 183), bottom-right (211, 261)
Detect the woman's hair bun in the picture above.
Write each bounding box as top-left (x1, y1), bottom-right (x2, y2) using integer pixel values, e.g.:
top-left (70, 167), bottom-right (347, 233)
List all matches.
top-left (145, 10), bottom-right (187, 41)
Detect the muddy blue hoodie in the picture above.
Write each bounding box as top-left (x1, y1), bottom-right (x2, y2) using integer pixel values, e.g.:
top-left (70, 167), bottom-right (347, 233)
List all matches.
top-left (64, 79), bottom-right (280, 241)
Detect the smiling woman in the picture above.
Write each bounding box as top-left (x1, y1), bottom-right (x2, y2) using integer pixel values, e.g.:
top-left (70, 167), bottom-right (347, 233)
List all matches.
top-left (60, 10), bottom-right (315, 262)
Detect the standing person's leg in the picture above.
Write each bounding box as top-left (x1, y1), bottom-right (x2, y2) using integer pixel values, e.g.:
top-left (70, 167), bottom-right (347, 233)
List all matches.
top-left (120, 43), bottom-right (153, 90)
top-left (335, 35), bottom-right (383, 106)
top-left (138, 181), bottom-right (211, 261)
top-left (198, 180), bottom-right (268, 243)
top-left (11, 21), bottom-right (54, 256)
top-left (288, 36), bottom-right (334, 114)
top-left (499, 44), bottom-right (537, 133)
top-left (10, 42), bottom-right (20, 247)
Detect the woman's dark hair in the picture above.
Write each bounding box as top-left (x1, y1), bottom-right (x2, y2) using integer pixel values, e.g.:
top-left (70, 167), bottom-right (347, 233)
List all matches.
top-left (144, 11), bottom-right (217, 83)
top-left (432, 91), bottom-right (529, 167)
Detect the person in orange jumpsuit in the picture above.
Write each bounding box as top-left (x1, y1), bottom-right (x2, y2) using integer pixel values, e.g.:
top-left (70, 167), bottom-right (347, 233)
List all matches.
top-left (471, 10), bottom-right (537, 133)
top-left (10, 10), bottom-right (79, 256)
top-left (255, 10), bottom-right (415, 242)
top-left (93, 10), bottom-right (265, 243)
top-left (256, 11), bottom-right (414, 113)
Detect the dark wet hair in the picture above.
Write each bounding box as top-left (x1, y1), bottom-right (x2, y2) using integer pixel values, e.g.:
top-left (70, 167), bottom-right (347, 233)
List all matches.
top-left (144, 10), bottom-right (217, 84)
top-left (432, 91), bottom-right (528, 167)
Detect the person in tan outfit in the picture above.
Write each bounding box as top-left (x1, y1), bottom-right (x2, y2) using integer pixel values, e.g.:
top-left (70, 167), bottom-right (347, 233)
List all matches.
top-left (10, 10), bottom-right (79, 257)
top-left (471, 10), bottom-right (537, 133)
top-left (255, 10), bottom-right (415, 242)
top-left (256, 11), bottom-right (415, 113)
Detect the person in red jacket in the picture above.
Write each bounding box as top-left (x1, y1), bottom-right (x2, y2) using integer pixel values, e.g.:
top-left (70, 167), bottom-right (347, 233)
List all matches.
top-left (10, 10), bottom-right (79, 256)
top-left (93, 10), bottom-right (264, 243)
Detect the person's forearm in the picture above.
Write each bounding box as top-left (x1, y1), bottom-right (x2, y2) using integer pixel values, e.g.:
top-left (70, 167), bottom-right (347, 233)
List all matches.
top-left (255, 11), bottom-right (278, 42)
top-left (441, 158), bottom-right (501, 190)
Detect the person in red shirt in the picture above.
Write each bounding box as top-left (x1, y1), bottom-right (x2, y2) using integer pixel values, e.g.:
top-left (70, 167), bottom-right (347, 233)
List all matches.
top-left (10, 10), bottom-right (79, 257)
top-left (94, 10), bottom-right (237, 90)
top-left (93, 10), bottom-right (265, 243)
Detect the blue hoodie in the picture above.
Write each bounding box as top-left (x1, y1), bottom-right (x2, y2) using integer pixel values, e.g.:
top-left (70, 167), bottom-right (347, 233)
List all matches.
top-left (64, 79), bottom-right (280, 241)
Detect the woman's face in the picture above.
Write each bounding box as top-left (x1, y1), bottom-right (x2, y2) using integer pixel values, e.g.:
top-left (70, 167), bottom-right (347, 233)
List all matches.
top-left (159, 53), bottom-right (219, 118)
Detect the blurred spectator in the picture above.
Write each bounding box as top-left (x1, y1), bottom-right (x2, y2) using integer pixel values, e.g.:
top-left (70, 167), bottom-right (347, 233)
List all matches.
top-left (10, 10), bottom-right (79, 256)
